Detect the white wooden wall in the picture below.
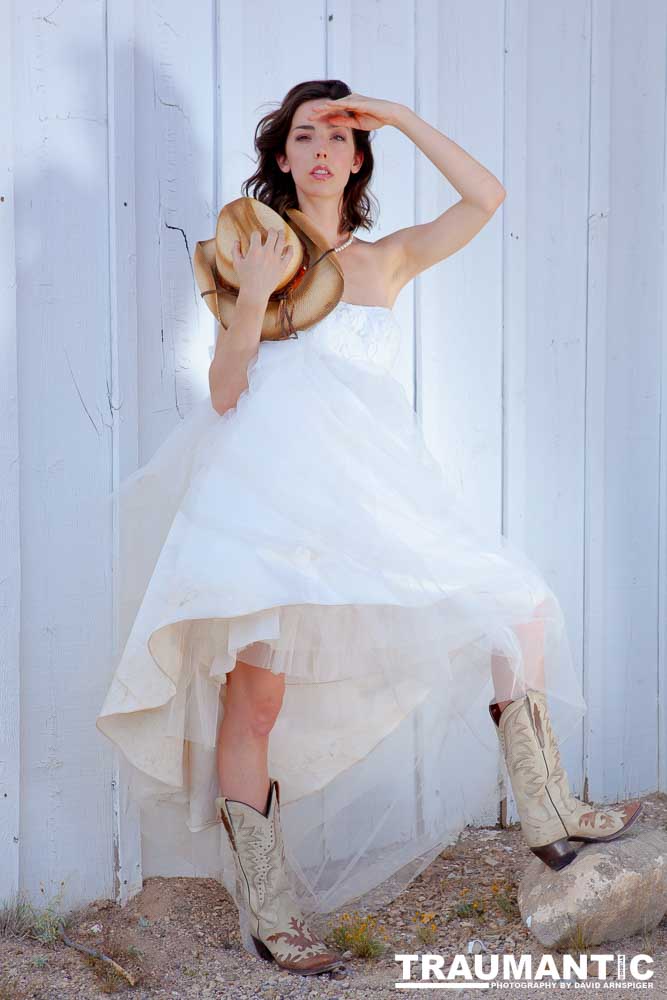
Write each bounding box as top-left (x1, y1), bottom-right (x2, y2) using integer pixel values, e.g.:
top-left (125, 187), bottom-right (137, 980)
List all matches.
top-left (2, 0), bottom-right (666, 912)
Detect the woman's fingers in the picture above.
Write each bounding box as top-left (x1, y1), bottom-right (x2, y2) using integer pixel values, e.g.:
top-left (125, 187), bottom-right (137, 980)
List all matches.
top-left (309, 100), bottom-right (356, 114)
top-left (262, 227), bottom-right (274, 251)
top-left (265, 228), bottom-right (288, 254)
top-left (233, 227), bottom-right (291, 266)
top-left (327, 114), bottom-right (356, 125)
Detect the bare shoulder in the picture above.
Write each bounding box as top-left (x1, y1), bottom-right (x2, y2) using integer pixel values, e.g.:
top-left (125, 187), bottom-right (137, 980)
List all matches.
top-left (352, 232), bottom-right (403, 271)
top-left (343, 234), bottom-right (406, 307)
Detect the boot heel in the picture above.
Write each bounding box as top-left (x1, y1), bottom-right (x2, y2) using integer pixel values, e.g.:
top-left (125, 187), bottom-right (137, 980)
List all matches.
top-left (251, 935), bottom-right (276, 962)
top-left (531, 838), bottom-right (577, 871)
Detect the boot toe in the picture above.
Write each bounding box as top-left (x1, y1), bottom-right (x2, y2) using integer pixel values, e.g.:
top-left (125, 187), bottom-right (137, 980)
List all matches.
top-left (298, 950), bottom-right (346, 975)
top-left (567, 799), bottom-right (644, 843)
top-left (272, 946), bottom-right (345, 976)
top-left (613, 799), bottom-right (643, 834)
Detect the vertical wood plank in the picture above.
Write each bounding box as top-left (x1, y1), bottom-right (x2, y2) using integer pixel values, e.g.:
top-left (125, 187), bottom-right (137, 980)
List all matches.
top-left (0, 0), bottom-right (21, 905)
top-left (585, 0), bottom-right (611, 807)
top-left (12, 0), bottom-right (114, 908)
top-left (586, 0), bottom-right (665, 801)
top-left (660, 12), bottom-right (667, 795)
top-left (134, 0), bottom-right (218, 464)
top-left (660, 85), bottom-right (667, 791)
top-left (106, 0), bottom-right (143, 902)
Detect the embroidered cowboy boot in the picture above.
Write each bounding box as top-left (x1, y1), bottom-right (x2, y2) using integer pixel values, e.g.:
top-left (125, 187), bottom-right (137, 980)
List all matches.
top-left (520, 689), bottom-right (643, 842)
top-left (489, 690), bottom-right (642, 871)
top-left (216, 778), bottom-right (344, 975)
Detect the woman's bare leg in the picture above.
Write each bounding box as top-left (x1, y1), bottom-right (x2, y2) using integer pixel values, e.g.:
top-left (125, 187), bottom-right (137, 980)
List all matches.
top-left (492, 598), bottom-right (549, 711)
top-left (216, 655), bottom-right (286, 814)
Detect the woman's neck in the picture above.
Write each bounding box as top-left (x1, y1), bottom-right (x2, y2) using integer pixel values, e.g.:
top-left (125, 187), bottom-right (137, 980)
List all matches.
top-left (295, 197), bottom-right (351, 246)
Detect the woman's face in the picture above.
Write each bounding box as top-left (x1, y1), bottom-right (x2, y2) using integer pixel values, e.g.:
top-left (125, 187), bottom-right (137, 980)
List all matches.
top-left (276, 98), bottom-right (363, 201)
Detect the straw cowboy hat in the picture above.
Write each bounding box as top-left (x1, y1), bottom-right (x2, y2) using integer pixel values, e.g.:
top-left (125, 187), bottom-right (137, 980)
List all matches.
top-left (193, 197), bottom-right (344, 340)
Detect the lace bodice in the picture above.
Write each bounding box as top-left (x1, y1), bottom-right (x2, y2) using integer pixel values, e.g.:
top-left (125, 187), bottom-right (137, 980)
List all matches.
top-left (308, 300), bottom-right (402, 372)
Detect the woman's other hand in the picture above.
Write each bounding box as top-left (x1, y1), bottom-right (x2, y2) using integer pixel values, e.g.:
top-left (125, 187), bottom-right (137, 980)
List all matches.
top-left (232, 227), bottom-right (295, 303)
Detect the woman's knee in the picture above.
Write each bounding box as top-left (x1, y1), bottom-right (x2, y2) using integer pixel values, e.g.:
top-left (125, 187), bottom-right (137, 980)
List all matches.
top-left (226, 658), bottom-right (285, 736)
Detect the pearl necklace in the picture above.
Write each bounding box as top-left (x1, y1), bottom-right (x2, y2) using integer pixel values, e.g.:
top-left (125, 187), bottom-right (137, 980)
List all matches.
top-left (332, 232), bottom-right (354, 253)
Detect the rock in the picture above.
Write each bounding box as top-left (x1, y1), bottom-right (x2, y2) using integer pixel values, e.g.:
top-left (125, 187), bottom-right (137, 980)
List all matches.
top-left (518, 827), bottom-right (667, 948)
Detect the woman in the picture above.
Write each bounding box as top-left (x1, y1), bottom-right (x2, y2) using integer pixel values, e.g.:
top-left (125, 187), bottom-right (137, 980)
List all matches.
top-left (97, 79), bottom-right (641, 978)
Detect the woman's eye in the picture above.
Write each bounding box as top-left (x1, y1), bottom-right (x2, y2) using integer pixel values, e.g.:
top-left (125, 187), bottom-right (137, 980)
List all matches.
top-left (295, 134), bottom-right (345, 141)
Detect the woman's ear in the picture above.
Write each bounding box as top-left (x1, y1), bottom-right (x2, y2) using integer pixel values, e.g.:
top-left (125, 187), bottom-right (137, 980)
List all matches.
top-left (275, 152), bottom-right (290, 174)
top-left (351, 150), bottom-right (364, 174)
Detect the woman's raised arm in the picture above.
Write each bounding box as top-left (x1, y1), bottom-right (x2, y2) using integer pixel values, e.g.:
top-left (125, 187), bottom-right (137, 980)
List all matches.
top-left (307, 95), bottom-right (506, 291)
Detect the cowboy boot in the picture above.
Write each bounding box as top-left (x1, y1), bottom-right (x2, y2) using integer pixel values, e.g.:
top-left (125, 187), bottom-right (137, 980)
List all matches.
top-left (489, 690), bottom-right (642, 871)
top-left (216, 778), bottom-right (345, 975)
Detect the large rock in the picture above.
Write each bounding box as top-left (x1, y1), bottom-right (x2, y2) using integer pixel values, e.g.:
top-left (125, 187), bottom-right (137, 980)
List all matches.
top-left (517, 827), bottom-right (667, 948)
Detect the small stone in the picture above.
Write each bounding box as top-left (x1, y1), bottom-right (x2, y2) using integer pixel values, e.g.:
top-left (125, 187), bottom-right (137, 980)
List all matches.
top-left (518, 827), bottom-right (667, 948)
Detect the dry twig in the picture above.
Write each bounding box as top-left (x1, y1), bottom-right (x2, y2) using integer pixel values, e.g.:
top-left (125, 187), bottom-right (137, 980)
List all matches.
top-left (56, 920), bottom-right (137, 987)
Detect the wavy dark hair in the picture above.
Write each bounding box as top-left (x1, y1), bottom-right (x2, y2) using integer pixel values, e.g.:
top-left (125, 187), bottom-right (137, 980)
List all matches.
top-left (241, 79), bottom-right (379, 233)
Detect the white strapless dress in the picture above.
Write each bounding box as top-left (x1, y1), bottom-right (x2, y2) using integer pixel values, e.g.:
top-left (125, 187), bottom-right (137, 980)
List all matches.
top-left (96, 299), bottom-right (586, 937)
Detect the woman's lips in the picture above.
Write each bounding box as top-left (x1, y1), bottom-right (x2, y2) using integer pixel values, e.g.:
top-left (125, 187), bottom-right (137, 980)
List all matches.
top-left (310, 168), bottom-right (333, 180)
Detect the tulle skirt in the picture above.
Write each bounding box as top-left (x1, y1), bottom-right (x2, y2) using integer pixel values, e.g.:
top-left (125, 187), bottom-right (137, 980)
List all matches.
top-left (95, 324), bottom-right (587, 956)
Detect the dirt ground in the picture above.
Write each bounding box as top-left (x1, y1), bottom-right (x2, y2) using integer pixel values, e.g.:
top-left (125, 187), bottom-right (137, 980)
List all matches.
top-left (1, 792), bottom-right (665, 999)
